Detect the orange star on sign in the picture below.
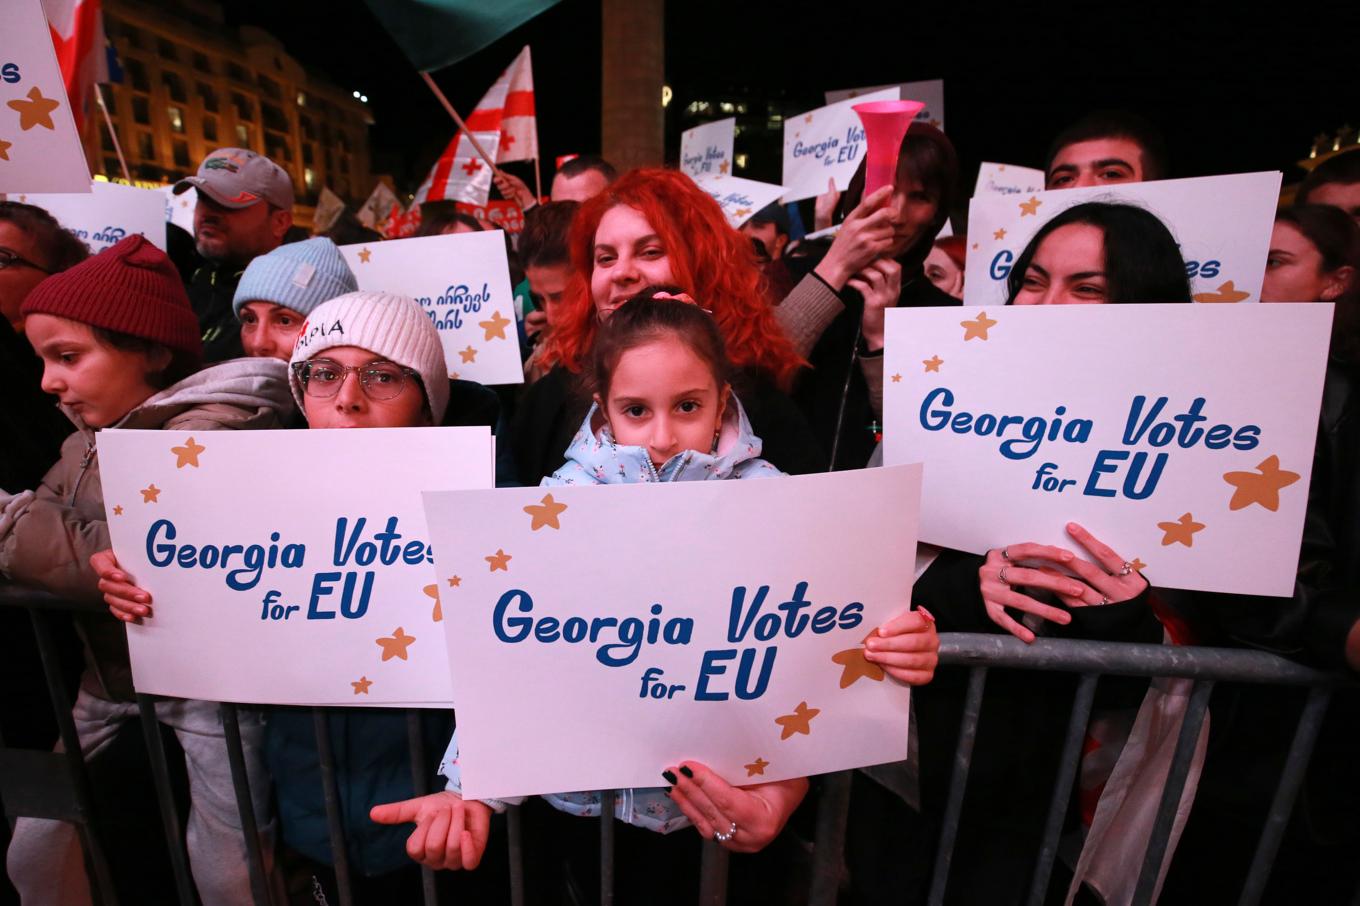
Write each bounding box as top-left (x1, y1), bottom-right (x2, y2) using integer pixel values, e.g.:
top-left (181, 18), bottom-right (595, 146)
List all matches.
top-left (1158, 513), bottom-right (1205, 547)
top-left (1192, 280), bottom-right (1252, 304)
top-left (524, 493), bottom-right (568, 531)
top-left (923, 355), bottom-right (943, 372)
top-left (890, 373), bottom-right (903, 383)
top-left (447, 575), bottom-right (462, 588)
top-left (1019, 196), bottom-right (1043, 216)
top-left (1130, 558), bottom-right (1148, 572)
top-left (1223, 455), bottom-right (1300, 512)
top-left (719, 160), bottom-right (730, 175)
top-left (744, 757), bottom-right (770, 777)
top-left (993, 228), bottom-right (1007, 240)
top-left (960, 311), bottom-right (998, 341)
top-left (8, 87), bottom-right (60, 131)
top-left (352, 676), bottom-right (373, 694)
top-left (459, 345), bottom-right (478, 364)
top-left (375, 627), bottom-right (416, 661)
top-left (733, 208), bottom-right (752, 219)
top-left (423, 584), bottom-right (442, 622)
top-left (831, 635), bottom-right (885, 689)
top-left (0, 138), bottom-right (11, 161)
top-left (357, 248), bottom-right (372, 263)
top-left (775, 701), bottom-right (820, 740)
top-left (486, 548), bottom-right (512, 571)
top-left (140, 484), bottom-right (161, 503)
top-left (171, 437), bottom-right (206, 468)
top-left (112, 505), bottom-right (124, 516)
top-left (479, 311), bottom-right (511, 341)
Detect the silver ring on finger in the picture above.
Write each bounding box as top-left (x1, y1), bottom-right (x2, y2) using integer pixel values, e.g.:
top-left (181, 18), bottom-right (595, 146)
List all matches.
top-left (1002, 547), bottom-right (1012, 562)
top-left (998, 566), bottom-right (1010, 586)
top-left (1097, 595), bottom-right (1111, 606)
top-left (1118, 561), bottom-right (1133, 577)
top-left (714, 821), bottom-right (738, 843)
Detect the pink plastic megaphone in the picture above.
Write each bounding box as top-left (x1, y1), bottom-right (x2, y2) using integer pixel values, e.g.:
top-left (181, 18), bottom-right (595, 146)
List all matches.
top-left (852, 99), bottom-right (926, 198)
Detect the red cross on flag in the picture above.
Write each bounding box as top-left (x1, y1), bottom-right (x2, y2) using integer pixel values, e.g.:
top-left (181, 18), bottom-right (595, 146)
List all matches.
top-left (41, 0), bottom-right (109, 133)
top-left (464, 46), bottom-right (537, 163)
top-left (413, 130), bottom-right (501, 207)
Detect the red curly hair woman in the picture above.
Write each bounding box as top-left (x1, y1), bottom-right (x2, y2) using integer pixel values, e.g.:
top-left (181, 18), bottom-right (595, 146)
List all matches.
top-left (507, 168), bottom-right (824, 484)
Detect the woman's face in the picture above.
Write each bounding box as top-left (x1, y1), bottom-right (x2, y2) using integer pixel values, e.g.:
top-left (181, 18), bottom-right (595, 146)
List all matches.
top-left (26, 314), bottom-right (163, 428)
top-left (924, 246), bottom-right (964, 299)
top-left (589, 205), bottom-right (676, 319)
top-left (239, 301), bottom-right (306, 360)
top-left (1261, 221), bottom-right (1348, 304)
top-left (301, 345), bottom-right (429, 429)
top-left (883, 170), bottom-right (940, 259)
top-left (599, 333), bottom-right (727, 470)
top-left (1012, 223), bottom-right (1109, 305)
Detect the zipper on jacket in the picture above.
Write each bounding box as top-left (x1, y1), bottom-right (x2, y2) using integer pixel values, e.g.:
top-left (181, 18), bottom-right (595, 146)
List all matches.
top-left (69, 442), bottom-right (96, 505)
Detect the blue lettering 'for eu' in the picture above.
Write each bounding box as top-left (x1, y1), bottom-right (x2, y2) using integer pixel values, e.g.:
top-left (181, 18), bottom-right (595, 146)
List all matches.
top-left (307, 571), bottom-right (374, 620)
top-left (694, 647), bottom-right (777, 701)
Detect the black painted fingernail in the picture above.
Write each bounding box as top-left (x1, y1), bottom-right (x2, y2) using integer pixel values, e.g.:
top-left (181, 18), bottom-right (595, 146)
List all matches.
top-left (663, 785), bottom-right (672, 794)
top-left (679, 766), bottom-right (693, 779)
top-left (662, 770), bottom-right (677, 784)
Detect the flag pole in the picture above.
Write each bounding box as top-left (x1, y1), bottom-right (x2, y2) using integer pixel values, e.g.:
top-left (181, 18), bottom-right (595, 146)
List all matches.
top-left (419, 72), bottom-right (499, 171)
top-left (533, 157), bottom-right (543, 202)
top-left (95, 83), bottom-right (131, 182)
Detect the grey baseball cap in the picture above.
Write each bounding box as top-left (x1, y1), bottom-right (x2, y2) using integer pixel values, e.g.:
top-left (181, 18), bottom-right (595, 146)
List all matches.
top-left (173, 148), bottom-right (294, 210)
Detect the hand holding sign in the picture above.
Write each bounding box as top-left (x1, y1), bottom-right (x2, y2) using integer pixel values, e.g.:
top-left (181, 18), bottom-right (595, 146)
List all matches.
top-left (664, 763), bottom-right (808, 853)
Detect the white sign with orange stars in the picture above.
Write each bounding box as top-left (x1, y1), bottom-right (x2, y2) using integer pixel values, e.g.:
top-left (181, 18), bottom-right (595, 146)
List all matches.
top-left (882, 303), bottom-right (1333, 596)
top-left (24, 180), bottom-right (167, 252)
top-left (340, 232), bottom-right (524, 386)
top-left (679, 117), bottom-right (734, 180)
top-left (0, 0), bottom-right (91, 193)
top-left (692, 174), bottom-right (787, 229)
top-left (422, 465), bottom-right (923, 799)
top-left (98, 426), bottom-right (495, 705)
top-left (782, 87), bottom-right (900, 202)
top-left (962, 171), bottom-right (1282, 307)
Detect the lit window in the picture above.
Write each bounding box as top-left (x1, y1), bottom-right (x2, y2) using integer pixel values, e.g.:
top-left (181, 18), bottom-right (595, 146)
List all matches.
top-left (735, 154), bottom-right (748, 170)
top-left (167, 106), bottom-right (184, 133)
top-left (304, 167), bottom-right (316, 191)
top-left (719, 102), bottom-right (735, 114)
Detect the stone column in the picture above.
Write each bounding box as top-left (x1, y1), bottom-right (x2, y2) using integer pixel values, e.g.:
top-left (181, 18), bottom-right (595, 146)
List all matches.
top-left (601, 0), bottom-right (664, 170)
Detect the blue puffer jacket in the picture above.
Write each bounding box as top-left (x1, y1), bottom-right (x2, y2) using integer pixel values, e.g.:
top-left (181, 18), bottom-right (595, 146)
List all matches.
top-left (441, 395), bottom-right (782, 832)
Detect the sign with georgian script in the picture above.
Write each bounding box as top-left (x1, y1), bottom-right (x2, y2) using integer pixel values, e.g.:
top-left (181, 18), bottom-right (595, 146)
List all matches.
top-left (0, 0), bottom-right (91, 193)
top-left (680, 118), bottom-right (735, 180)
top-left (693, 174), bottom-right (787, 228)
top-left (99, 427), bottom-right (495, 705)
top-left (424, 465), bottom-right (923, 799)
top-left (341, 232), bottom-right (524, 385)
top-left (781, 87), bottom-right (899, 202)
top-left (882, 304), bottom-right (1332, 595)
top-left (25, 181), bottom-right (166, 251)
top-left (962, 172), bottom-right (1282, 307)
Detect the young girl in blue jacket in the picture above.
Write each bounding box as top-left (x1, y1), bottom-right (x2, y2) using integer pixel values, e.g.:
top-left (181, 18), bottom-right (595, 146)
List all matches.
top-left (372, 288), bottom-right (939, 900)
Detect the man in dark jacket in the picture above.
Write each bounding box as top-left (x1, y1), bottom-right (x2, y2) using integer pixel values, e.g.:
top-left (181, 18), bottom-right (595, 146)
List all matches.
top-left (173, 148), bottom-right (293, 362)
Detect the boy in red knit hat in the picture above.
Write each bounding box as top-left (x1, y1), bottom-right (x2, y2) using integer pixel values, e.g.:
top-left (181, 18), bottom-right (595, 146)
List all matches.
top-left (0, 235), bottom-right (293, 906)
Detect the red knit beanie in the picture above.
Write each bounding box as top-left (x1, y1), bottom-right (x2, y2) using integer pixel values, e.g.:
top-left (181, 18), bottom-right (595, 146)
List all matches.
top-left (21, 235), bottom-right (203, 358)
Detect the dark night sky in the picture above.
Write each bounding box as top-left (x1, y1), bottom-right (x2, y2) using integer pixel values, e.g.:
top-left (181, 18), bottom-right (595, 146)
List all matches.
top-left (224, 0), bottom-right (1359, 213)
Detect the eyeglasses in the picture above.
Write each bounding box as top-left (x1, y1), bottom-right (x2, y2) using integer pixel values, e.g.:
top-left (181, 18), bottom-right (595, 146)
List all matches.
top-left (0, 248), bottom-right (52, 274)
top-left (291, 358), bottom-right (420, 401)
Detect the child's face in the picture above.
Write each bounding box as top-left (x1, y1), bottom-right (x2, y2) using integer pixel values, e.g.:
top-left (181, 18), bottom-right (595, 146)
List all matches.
top-left (590, 205), bottom-right (676, 319)
top-left (239, 301), bottom-right (306, 360)
top-left (301, 345), bottom-right (430, 430)
top-left (598, 333), bottom-right (728, 469)
top-left (26, 314), bottom-right (164, 428)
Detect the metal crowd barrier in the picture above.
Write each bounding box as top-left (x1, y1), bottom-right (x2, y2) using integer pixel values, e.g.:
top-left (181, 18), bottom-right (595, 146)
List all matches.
top-left (1, 585), bottom-right (1351, 906)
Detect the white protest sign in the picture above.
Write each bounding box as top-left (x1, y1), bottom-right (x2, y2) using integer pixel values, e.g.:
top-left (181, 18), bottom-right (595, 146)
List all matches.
top-left (825, 79), bottom-right (945, 132)
top-left (424, 466), bottom-right (922, 799)
top-left (159, 183), bottom-right (197, 234)
top-left (341, 232), bottom-right (524, 386)
top-left (782, 87), bottom-right (899, 203)
top-left (680, 118), bottom-right (735, 180)
top-left (882, 304), bottom-right (1332, 596)
top-left (99, 427), bottom-right (495, 706)
top-left (0, 0), bottom-right (90, 193)
top-left (24, 181), bottom-right (166, 251)
top-left (963, 172), bottom-right (1283, 307)
top-left (693, 174), bottom-right (786, 228)
top-left (974, 162), bottom-right (1046, 199)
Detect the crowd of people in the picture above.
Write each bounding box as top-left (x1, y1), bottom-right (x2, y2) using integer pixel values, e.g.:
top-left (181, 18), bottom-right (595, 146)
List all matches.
top-left (0, 105), bottom-right (1358, 905)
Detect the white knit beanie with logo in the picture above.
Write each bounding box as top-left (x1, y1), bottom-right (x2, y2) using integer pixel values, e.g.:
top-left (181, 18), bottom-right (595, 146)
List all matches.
top-left (288, 291), bottom-right (449, 422)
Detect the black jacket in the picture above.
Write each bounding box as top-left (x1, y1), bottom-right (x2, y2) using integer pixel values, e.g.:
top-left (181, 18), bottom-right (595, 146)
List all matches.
top-left (794, 271), bottom-right (960, 471)
top-left (507, 365), bottom-right (826, 485)
top-left (187, 262), bottom-right (245, 363)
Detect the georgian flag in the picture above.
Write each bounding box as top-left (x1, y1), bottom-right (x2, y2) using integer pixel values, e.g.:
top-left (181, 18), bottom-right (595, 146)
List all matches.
top-left (464, 46), bottom-right (537, 163)
top-left (41, 0), bottom-right (109, 133)
top-left (413, 130), bottom-right (501, 207)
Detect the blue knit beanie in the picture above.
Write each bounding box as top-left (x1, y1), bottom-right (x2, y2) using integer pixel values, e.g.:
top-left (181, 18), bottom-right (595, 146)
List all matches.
top-left (233, 237), bottom-right (357, 318)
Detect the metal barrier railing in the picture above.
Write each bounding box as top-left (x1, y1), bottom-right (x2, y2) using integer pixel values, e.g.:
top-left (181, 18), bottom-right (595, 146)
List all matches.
top-left (1, 585), bottom-right (1351, 906)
